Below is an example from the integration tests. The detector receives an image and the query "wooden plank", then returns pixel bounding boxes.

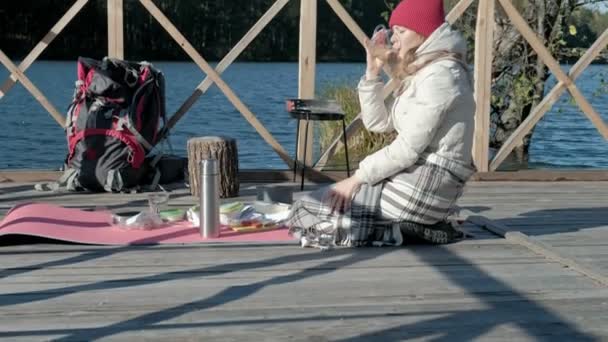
[3,291,608,318]
[2,257,552,280]
[468,216,608,287]
[0,50,65,127]
[5,178,608,226]
[3,262,583,286]
[1,295,607,341]
[506,232,608,286]
[446,0,475,24]
[0,254,597,294]
[107,0,124,59]
[0,0,89,100]
[472,170,608,181]
[472,0,494,172]
[163,0,290,136]
[490,28,608,171]
[498,219,608,227]
[137,0,294,167]
[0,246,544,271]
[3,169,608,185]
[0,170,62,183]
[532,246,608,259]
[297,0,317,167]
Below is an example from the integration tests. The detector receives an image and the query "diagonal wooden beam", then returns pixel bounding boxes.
[162,0,290,138]
[498,0,608,138]
[325,0,366,45]
[0,0,89,100]
[314,0,398,169]
[490,0,608,170]
[325,0,395,80]
[491,27,608,171]
[498,0,570,86]
[138,0,294,167]
[446,0,475,24]
[568,81,608,138]
[0,50,65,127]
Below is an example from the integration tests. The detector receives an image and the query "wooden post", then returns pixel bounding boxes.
[473,0,494,172]
[298,0,317,167]
[107,0,124,59]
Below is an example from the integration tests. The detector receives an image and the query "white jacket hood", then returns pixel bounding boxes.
[416,23,468,61]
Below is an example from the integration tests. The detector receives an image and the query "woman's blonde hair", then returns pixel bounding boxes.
[371,44,464,94]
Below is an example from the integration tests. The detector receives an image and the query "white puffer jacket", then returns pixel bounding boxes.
[355,23,476,186]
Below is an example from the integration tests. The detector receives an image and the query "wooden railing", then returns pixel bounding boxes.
[1,0,607,175]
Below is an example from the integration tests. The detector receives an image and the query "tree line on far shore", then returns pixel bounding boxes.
[1,0,607,63]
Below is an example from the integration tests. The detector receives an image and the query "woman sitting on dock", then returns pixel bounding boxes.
[287,0,477,248]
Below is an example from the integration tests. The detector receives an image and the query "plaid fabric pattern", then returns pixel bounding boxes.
[380,154,473,225]
[287,182,401,248]
[287,154,474,249]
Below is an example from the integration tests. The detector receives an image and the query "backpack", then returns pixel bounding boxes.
[60,57,169,192]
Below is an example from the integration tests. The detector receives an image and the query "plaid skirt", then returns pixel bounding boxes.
[287,156,473,249]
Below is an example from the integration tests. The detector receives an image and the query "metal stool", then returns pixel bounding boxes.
[286,99,351,191]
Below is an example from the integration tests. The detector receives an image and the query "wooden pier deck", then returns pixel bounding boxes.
[0,180,607,341]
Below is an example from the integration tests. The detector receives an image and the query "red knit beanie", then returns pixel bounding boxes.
[388,0,445,38]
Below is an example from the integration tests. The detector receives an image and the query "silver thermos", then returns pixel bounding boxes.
[200,159,220,238]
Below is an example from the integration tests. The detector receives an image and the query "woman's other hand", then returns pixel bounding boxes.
[324,175,364,214]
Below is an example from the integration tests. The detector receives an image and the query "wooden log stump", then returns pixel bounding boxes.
[187,136,239,198]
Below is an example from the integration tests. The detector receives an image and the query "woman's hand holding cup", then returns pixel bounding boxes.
[365,25,393,81]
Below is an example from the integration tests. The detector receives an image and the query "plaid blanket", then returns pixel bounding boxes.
[287,182,401,249]
[287,155,474,249]
[380,153,475,224]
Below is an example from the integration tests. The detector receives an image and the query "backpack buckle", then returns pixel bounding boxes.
[124,68,138,88]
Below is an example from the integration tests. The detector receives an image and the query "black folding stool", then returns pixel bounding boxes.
[286,99,351,191]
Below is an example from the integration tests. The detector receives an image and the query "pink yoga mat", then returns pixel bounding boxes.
[0,203,296,245]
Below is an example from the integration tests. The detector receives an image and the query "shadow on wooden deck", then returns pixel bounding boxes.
[0,182,606,340]
[0,244,600,341]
